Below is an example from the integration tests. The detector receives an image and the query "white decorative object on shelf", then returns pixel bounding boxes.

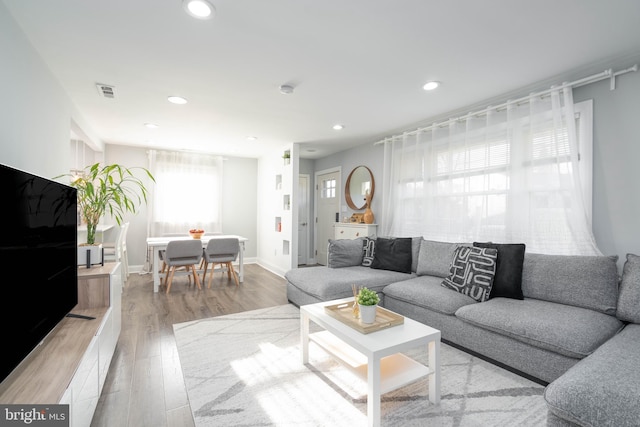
[78,244,103,268]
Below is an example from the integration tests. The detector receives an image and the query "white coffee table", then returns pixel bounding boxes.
[300,298,441,427]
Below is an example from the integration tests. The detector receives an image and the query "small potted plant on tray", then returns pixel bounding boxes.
[357,287,380,324]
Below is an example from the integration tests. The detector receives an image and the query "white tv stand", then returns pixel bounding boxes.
[0,262,122,427]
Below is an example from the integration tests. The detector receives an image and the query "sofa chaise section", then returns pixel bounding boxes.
[543,253,640,426]
[286,236,419,307]
[544,324,640,427]
[286,265,413,307]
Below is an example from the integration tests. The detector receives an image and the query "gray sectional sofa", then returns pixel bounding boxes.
[285,237,640,426]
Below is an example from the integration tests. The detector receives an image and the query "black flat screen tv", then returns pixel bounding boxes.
[0,163,78,385]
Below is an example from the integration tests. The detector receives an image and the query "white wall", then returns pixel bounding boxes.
[221,156,259,261]
[0,3,85,178]
[102,145,153,269]
[574,66,640,265]
[257,144,297,276]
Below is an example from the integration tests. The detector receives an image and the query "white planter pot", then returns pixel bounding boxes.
[78,244,103,268]
[359,304,378,324]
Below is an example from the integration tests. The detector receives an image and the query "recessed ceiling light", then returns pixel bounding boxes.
[144,123,159,129]
[183,0,215,20]
[332,124,344,130]
[167,96,188,105]
[423,81,440,91]
[246,136,257,141]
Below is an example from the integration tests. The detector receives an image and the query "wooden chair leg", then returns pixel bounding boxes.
[201,260,209,283]
[190,265,202,290]
[228,262,239,286]
[161,262,168,287]
[207,263,216,288]
[166,267,176,294]
[184,265,192,285]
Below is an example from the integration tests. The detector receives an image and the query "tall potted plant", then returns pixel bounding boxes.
[56,163,154,265]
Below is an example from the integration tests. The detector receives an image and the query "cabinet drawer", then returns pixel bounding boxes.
[335,227,362,239]
[68,336,100,427]
[334,224,377,240]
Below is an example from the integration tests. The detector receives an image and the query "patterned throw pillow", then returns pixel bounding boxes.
[441,246,498,302]
[362,237,376,267]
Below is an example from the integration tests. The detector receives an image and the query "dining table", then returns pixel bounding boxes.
[146,234,248,293]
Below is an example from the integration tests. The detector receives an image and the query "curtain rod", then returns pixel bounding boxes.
[374,64,638,145]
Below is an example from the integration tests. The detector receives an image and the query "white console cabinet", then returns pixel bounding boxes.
[334,223,377,240]
[0,263,122,427]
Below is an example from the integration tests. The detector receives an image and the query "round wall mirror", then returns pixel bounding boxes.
[345,166,375,210]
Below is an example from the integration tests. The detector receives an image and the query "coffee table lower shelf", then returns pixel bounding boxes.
[309,330,432,394]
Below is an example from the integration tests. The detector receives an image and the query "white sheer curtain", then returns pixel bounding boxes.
[147,150,223,237]
[381,87,601,255]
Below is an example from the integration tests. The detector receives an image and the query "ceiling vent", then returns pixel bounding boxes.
[96,83,115,98]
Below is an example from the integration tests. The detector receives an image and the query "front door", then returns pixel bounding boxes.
[315,169,340,265]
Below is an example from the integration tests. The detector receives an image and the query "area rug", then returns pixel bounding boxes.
[173,304,548,426]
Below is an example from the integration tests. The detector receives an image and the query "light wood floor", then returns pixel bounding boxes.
[90,264,288,427]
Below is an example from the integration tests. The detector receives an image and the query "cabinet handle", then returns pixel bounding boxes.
[356,233,360,236]
[340,230,344,234]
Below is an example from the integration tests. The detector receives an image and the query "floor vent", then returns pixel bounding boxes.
[96,83,115,98]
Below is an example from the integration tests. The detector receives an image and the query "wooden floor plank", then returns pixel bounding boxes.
[90,263,288,427]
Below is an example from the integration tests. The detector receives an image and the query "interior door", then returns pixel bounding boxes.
[298,175,310,265]
[315,169,340,265]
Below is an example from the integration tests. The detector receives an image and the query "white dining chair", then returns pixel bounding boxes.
[103,222,129,285]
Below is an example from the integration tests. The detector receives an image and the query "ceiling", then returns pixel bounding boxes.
[4,0,640,159]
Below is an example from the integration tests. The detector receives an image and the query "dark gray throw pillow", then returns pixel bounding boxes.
[473,242,526,299]
[370,237,412,273]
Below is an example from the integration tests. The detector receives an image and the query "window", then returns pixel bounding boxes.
[382,90,600,256]
[148,150,223,236]
[322,178,336,199]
